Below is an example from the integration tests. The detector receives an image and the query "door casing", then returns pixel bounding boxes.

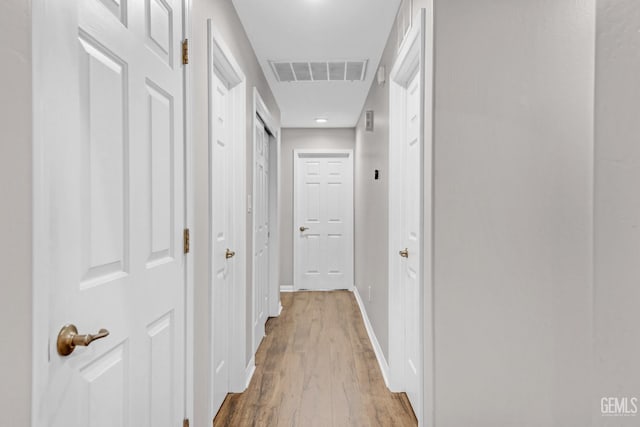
[183,1,195,423]
[388,6,434,427]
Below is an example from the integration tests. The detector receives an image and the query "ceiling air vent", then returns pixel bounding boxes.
[273,62,295,82]
[328,62,346,80]
[310,62,328,81]
[269,60,368,82]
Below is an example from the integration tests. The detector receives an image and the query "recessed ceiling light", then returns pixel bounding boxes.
[315,118,328,124]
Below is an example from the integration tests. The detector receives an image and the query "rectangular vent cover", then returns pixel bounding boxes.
[269,60,368,82]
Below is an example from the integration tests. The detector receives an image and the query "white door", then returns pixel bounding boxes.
[40,1,185,426]
[294,151,354,290]
[211,71,234,413]
[253,118,270,350]
[401,71,422,420]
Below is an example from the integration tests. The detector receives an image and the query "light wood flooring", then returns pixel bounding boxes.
[213,290,417,427]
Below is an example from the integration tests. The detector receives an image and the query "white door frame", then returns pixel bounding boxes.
[388,6,434,427]
[251,88,282,353]
[293,149,354,291]
[207,21,248,401]
[183,0,195,423]
[31,1,195,425]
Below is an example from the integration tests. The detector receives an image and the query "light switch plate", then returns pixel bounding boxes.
[365,110,374,131]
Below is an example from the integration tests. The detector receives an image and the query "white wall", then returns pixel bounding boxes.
[0,0,32,425]
[191,1,280,425]
[594,1,640,425]
[279,128,355,287]
[432,1,595,425]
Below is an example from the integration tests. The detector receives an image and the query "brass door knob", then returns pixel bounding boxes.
[57,324,110,356]
[226,248,236,259]
[399,248,409,258]
[299,226,309,232]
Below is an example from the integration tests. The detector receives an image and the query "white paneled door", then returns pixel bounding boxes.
[294,151,354,290]
[253,119,270,350]
[211,70,234,414]
[388,7,433,425]
[39,1,185,426]
[401,71,422,419]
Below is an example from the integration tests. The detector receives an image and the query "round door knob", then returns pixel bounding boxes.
[399,248,409,258]
[226,248,236,259]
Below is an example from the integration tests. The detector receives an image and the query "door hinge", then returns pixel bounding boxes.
[183,419,190,427]
[182,39,189,65]
[183,228,190,254]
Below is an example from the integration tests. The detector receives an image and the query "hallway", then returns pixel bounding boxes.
[6,1,640,426]
[213,291,417,427]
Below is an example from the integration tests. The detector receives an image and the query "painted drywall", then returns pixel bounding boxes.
[354,0,429,363]
[432,1,595,425]
[594,1,640,424]
[279,128,356,287]
[0,0,32,425]
[191,1,280,425]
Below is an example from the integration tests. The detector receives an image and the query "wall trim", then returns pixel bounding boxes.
[280,284,295,292]
[244,356,256,389]
[352,286,390,388]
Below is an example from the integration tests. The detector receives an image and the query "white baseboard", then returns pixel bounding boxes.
[278,302,283,316]
[244,356,256,389]
[280,284,294,292]
[352,286,390,388]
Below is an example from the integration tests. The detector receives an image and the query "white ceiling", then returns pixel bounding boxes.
[232,0,401,128]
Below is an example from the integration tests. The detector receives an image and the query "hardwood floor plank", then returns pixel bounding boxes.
[213,291,417,427]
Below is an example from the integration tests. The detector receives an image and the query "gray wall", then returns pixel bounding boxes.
[354,0,429,362]
[0,0,32,425]
[594,1,640,424]
[191,1,280,425]
[432,1,595,425]
[280,128,356,287]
